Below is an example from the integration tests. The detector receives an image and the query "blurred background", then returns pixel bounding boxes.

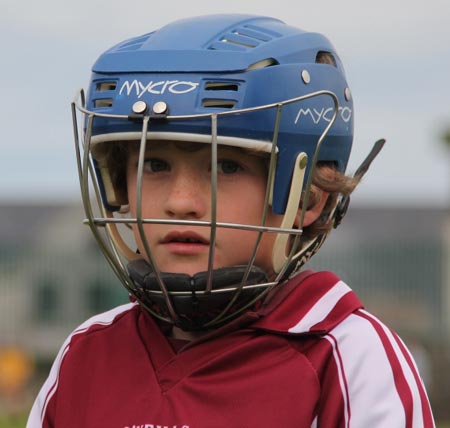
[1,0,449,425]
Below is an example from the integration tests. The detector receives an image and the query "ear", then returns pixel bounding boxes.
[294,189,329,227]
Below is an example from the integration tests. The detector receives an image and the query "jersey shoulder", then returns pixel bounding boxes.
[320,309,435,427]
[27,302,140,428]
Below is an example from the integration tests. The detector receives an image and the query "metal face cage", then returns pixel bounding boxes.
[71,89,339,330]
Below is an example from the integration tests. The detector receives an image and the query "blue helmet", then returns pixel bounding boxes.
[73,14,359,330]
[85,14,353,214]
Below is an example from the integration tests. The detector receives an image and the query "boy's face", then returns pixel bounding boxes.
[126,141,284,277]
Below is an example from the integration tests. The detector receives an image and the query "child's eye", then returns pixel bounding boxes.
[217,160,242,174]
[143,158,169,173]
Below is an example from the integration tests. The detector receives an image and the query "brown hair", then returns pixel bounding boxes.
[302,164,360,240]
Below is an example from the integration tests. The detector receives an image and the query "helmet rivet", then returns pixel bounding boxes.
[345,87,352,101]
[301,70,311,84]
[132,101,147,114]
[153,101,168,115]
[299,156,308,169]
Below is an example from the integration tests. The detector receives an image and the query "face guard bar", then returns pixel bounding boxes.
[71,89,341,330]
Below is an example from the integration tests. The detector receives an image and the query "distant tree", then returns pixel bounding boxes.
[442,127,450,211]
[443,127,450,149]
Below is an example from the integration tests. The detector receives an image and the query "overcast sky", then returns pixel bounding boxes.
[1,0,449,207]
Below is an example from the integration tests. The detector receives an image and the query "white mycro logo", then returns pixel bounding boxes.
[119,80,200,99]
[294,106,353,125]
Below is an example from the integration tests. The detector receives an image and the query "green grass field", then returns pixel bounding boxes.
[0,414,28,428]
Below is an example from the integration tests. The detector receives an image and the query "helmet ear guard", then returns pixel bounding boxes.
[270,144,386,283]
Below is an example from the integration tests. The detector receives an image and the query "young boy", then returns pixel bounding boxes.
[28,14,435,427]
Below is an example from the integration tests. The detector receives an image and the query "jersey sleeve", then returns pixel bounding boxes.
[27,338,68,428]
[315,309,435,428]
[26,303,137,428]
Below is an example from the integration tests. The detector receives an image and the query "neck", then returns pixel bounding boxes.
[170,326,210,341]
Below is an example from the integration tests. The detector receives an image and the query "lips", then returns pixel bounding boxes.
[159,231,211,256]
[161,231,210,245]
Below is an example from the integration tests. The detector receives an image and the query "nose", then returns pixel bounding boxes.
[164,166,209,219]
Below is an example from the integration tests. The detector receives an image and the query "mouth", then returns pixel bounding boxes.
[162,231,209,244]
[160,231,210,254]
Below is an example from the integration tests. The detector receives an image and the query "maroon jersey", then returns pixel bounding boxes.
[28,271,435,428]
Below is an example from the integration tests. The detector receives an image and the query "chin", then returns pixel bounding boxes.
[159,264,208,276]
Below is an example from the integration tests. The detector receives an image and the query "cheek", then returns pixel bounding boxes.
[216,180,267,222]
[127,176,161,218]
[215,201,282,274]
[221,229,277,275]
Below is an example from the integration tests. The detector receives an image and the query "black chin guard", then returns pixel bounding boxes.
[127,259,269,331]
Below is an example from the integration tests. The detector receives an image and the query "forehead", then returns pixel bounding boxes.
[128,140,268,158]
[146,140,211,153]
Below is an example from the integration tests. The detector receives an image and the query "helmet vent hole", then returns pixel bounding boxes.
[116,33,153,52]
[96,82,117,91]
[232,28,271,42]
[208,24,280,51]
[247,58,278,70]
[315,51,337,67]
[94,99,113,108]
[220,37,257,49]
[202,99,237,109]
[205,82,239,91]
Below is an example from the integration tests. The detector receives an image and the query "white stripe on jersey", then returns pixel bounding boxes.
[288,280,351,333]
[27,302,137,428]
[324,334,350,428]
[360,310,426,427]
[325,312,406,427]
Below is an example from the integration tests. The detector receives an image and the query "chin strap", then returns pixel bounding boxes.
[127,259,269,331]
[334,138,386,227]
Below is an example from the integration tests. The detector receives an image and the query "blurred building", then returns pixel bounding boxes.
[0,203,125,358]
[309,206,450,338]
